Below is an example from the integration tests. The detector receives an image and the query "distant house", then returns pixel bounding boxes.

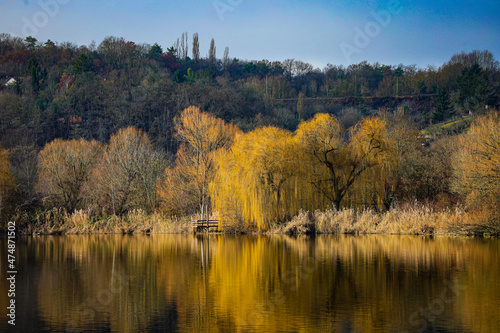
[70,116,82,123]
[58,116,83,124]
[5,78,17,86]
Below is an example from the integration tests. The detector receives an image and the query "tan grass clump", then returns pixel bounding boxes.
[278,204,473,235]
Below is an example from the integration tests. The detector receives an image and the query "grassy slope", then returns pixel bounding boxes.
[421,115,473,136]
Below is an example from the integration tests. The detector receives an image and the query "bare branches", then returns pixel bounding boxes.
[296,113,392,210]
[159,106,240,216]
[36,138,102,212]
[92,127,166,215]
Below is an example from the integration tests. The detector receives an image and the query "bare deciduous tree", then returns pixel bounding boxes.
[36,138,102,212]
[92,127,165,215]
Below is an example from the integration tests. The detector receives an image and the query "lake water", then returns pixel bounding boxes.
[1,234,499,332]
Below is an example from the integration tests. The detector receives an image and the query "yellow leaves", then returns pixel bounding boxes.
[295,114,393,210]
[211,126,299,230]
[158,146,201,215]
[210,113,395,229]
[295,113,342,154]
[453,113,500,197]
[451,113,500,229]
[0,144,14,197]
[349,117,391,162]
[159,106,241,215]
[175,105,241,160]
[233,127,296,180]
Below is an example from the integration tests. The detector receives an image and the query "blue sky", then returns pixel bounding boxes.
[1,0,499,69]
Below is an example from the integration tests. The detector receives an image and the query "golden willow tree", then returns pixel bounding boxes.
[345,116,400,211]
[211,113,394,230]
[158,106,240,216]
[452,113,500,231]
[211,126,300,230]
[296,113,393,211]
[377,111,421,209]
[0,144,14,217]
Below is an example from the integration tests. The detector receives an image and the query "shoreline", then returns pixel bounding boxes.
[3,207,497,238]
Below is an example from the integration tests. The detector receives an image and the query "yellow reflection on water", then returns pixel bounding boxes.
[0,235,498,332]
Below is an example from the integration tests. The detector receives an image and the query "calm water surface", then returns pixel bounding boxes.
[0,234,499,332]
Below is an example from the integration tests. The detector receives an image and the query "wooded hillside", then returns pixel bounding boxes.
[1,33,499,229]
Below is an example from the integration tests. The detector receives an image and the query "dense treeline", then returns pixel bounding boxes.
[1,33,498,149]
[0,32,499,231]
[168,106,500,231]
[7,105,499,233]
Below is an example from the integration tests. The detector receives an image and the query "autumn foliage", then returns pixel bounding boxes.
[210,113,394,230]
[453,113,500,231]
[14,103,500,234]
[158,106,240,215]
[1,33,499,232]
[0,144,14,216]
[211,126,299,230]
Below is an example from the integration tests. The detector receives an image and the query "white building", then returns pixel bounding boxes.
[5,78,17,86]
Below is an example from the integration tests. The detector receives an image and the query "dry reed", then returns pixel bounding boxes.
[13,208,191,235]
[8,204,487,236]
[272,204,478,236]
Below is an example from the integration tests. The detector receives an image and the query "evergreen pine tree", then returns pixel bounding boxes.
[433,88,452,123]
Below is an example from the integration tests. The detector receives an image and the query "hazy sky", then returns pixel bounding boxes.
[1,0,499,69]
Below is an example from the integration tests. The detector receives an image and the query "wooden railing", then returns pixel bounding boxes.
[192,220,221,232]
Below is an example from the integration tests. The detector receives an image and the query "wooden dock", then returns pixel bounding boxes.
[192,219,221,233]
